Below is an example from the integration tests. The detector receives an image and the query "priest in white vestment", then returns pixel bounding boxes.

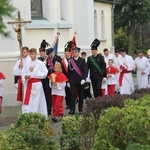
[21,48,48,116]
[135,51,150,89]
[118,48,135,95]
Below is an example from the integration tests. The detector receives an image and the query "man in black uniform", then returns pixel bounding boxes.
[62,47,71,109]
[87,39,106,98]
[68,47,87,115]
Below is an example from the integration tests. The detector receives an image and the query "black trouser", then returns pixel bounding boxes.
[65,85,71,108]
[41,78,51,115]
[91,78,103,98]
[70,83,84,113]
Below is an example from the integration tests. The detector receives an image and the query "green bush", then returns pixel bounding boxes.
[0,113,57,150]
[92,97,150,150]
[82,88,150,150]
[60,115,82,150]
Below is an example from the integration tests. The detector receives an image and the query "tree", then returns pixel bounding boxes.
[114,0,150,55]
[0,0,16,36]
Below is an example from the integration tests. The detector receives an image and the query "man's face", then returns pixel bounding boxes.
[65,52,70,59]
[120,52,126,57]
[115,52,119,57]
[29,52,36,60]
[138,52,143,58]
[103,51,109,57]
[54,65,61,73]
[73,51,79,57]
[81,55,86,60]
[40,51,46,58]
[49,52,54,58]
[22,50,28,58]
[92,50,98,56]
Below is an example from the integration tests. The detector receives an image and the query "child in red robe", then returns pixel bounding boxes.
[49,62,68,122]
[106,59,118,95]
[0,72,5,114]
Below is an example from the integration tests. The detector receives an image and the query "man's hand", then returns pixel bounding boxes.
[107,74,112,78]
[123,62,128,67]
[25,75,30,80]
[14,83,18,89]
[141,71,145,75]
[18,61,23,69]
[29,66,34,72]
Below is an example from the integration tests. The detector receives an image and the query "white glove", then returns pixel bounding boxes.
[81,79,85,85]
[103,77,107,82]
[86,78,91,83]
[67,82,70,88]
[14,83,18,89]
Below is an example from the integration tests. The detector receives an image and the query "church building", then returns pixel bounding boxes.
[0,0,114,106]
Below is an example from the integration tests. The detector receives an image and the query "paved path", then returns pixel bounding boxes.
[0,77,138,132]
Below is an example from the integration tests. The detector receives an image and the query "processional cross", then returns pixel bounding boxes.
[8,10,31,59]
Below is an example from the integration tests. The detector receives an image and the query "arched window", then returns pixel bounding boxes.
[94,10,98,38]
[31,0,43,19]
[101,10,105,39]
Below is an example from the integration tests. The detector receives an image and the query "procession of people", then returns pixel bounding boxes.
[1,38,149,122]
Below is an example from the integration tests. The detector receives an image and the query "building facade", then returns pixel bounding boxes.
[0,0,114,106]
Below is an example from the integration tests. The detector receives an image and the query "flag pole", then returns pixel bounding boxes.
[52,32,60,48]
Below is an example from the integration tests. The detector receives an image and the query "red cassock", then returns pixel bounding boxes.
[49,72,68,117]
[106,66,118,95]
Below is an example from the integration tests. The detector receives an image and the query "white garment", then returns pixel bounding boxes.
[50,80,66,97]
[21,59,48,116]
[135,56,150,89]
[104,53,118,68]
[13,56,30,76]
[107,74,118,85]
[115,54,122,91]
[118,54,135,95]
[101,78,108,95]
[0,79,4,97]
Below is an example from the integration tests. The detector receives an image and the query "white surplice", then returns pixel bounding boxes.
[135,56,150,89]
[13,56,31,76]
[118,54,135,95]
[21,59,48,116]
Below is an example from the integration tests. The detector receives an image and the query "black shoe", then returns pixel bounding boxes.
[68,111,75,115]
[78,111,83,115]
[52,117,58,122]
[65,106,70,109]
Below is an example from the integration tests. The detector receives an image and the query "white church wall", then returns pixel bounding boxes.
[0,0,113,106]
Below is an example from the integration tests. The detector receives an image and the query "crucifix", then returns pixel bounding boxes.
[7,10,31,59]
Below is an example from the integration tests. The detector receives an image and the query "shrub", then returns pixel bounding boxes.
[82,88,150,149]
[92,97,150,150]
[0,113,57,150]
[60,115,82,150]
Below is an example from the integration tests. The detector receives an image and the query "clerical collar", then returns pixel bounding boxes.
[74,57,79,60]
[93,54,97,57]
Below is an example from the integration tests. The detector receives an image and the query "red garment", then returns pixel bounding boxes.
[0,96,2,114]
[24,78,40,105]
[107,85,115,95]
[119,65,131,86]
[102,89,105,97]
[0,72,5,79]
[17,76,23,102]
[106,66,118,74]
[52,95,64,117]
